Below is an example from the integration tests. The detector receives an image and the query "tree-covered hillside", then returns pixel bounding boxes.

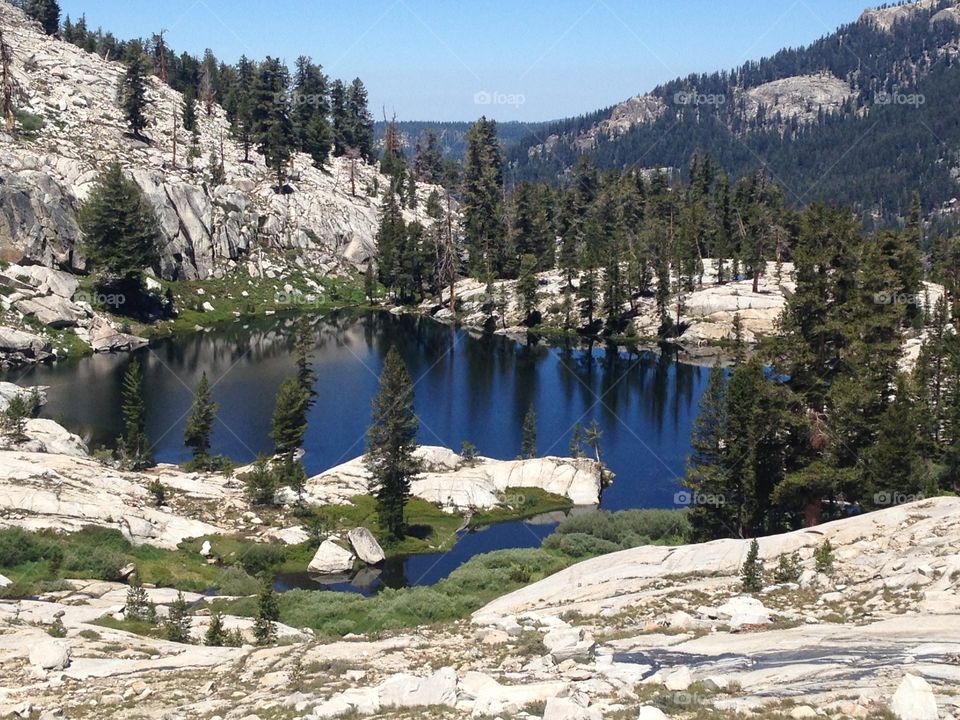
[509,0,960,222]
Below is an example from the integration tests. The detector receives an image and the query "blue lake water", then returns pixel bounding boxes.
[5,311,710,592]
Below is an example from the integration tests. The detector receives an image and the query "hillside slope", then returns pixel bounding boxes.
[0,2,436,281]
[511,0,960,220]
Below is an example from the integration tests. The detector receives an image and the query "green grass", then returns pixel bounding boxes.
[1,509,691,640]
[471,487,573,526]
[140,269,371,339]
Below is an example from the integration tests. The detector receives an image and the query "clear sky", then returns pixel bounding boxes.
[59,0,872,122]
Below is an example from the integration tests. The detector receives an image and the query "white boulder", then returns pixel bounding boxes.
[890,674,938,720]
[377,666,457,708]
[29,641,70,671]
[347,527,385,565]
[543,625,595,661]
[307,540,355,575]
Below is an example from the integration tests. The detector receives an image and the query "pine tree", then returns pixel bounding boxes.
[251,58,294,191]
[569,423,584,458]
[521,405,537,459]
[293,317,318,412]
[682,363,732,541]
[462,117,505,276]
[365,348,422,539]
[182,85,198,134]
[118,359,151,469]
[118,53,150,139]
[26,0,60,35]
[253,577,279,645]
[584,419,603,466]
[346,78,375,161]
[165,591,192,643]
[78,163,160,286]
[2,390,34,445]
[740,539,763,592]
[364,262,377,302]
[516,253,539,324]
[205,609,226,646]
[125,575,154,622]
[184,372,217,468]
[270,377,309,455]
[243,455,278,506]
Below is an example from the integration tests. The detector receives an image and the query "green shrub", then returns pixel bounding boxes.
[542,532,620,558]
[0,528,58,567]
[237,543,285,576]
[815,539,835,574]
[63,546,127,580]
[542,509,689,555]
[216,566,260,596]
[773,552,802,584]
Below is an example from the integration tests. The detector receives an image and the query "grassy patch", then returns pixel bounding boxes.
[471,487,572,526]
[138,269,370,339]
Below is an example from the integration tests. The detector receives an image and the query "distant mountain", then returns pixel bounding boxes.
[374,120,550,160]
[508,0,960,221]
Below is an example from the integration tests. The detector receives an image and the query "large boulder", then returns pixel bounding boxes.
[3,264,80,298]
[29,640,71,671]
[347,527,385,565]
[890,674,938,720]
[0,326,48,355]
[0,382,46,412]
[307,539,355,574]
[16,295,89,327]
[18,418,88,456]
[543,625,596,661]
[377,666,457,709]
[543,696,602,720]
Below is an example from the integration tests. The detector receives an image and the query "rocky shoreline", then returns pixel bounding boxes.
[0,495,956,719]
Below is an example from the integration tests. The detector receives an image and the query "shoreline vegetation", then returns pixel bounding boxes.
[0,508,690,639]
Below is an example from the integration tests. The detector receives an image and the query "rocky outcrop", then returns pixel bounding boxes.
[742,73,854,125]
[306,445,604,509]
[0,2,443,282]
[1,497,959,719]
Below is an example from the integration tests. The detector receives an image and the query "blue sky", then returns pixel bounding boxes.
[59,0,872,122]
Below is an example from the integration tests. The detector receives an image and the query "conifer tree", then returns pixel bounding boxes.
[683,363,732,541]
[78,163,160,288]
[516,253,539,324]
[251,57,294,190]
[270,377,309,455]
[118,359,151,469]
[205,609,226,646]
[26,0,60,35]
[165,591,192,643]
[365,348,422,539]
[184,372,217,468]
[569,423,584,458]
[740,539,763,592]
[521,405,537,459]
[346,78,375,161]
[118,52,150,139]
[293,317,318,412]
[462,117,505,276]
[253,577,279,645]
